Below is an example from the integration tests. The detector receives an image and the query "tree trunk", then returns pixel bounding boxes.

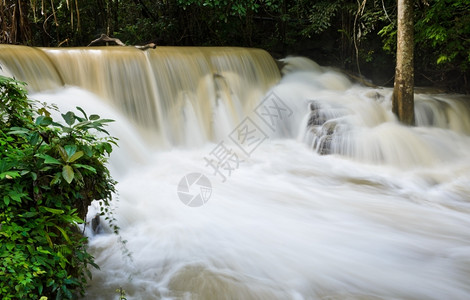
[393,0,414,125]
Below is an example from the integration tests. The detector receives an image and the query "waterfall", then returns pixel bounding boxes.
[273,57,470,166]
[0,45,280,146]
[1,46,470,300]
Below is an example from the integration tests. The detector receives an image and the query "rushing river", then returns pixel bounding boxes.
[2,46,470,299]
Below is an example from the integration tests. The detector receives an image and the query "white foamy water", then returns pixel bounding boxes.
[29,59,470,300]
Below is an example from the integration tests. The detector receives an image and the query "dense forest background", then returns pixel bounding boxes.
[1,0,469,93]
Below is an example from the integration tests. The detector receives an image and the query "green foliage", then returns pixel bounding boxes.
[415,0,470,71]
[379,0,470,70]
[376,0,470,91]
[3,0,469,91]
[116,287,127,300]
[378,21,397,52]
[177,0,261,17]
[0,75,117,299]
[295,1,342,38]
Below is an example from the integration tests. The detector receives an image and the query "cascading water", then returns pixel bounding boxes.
[0,45,280,147]
[1,46,470,300]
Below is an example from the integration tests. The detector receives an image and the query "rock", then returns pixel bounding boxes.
[91,214,101,234]
[304,100,349,155]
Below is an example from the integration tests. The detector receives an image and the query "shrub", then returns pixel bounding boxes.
[0,75,117,299]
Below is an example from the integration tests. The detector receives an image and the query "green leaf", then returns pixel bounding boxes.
[21,211,39,218]
[89,114,100,120]
[58,146,68,161]
[437,55,449,64]
[73,120,92,129]
[6,242,15,251]
[62,111,76,126]
[50,172,62,185]
[76,106,88,120]
[51,121,64,128]
[9,190,25,202]
[82,145,93,157]
[62,285,73,299]
[41,206,64,214]
[68,151,83,163]
[54,225,71,244]
[103,143,113,154]
[37,107,51,117]
[8,127,29,135]
[62,165,74,184]
[36,247,52,255]
[94,119,114,124]
[35,115,53,126]
[73,164,96,173]
[29,131,40,145]
[64,144,77,158]
[36,154,62,165]
[0,171,21,179]
[35,115,45,125]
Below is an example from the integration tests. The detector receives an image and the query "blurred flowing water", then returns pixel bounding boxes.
[1,46,470,300]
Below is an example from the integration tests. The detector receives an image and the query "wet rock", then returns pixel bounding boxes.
[91,214,101,234]
[307,102,327,127]
[364,91,384,101]
[305,101,348,155]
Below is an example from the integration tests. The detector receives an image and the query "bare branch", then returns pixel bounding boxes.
[135,43,157,50]
[87,34,125,47]
[87,34,157,50]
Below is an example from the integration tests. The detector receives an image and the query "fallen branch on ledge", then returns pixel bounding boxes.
[87,34,156,50]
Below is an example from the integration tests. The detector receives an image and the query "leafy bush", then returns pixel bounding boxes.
[0,75,117,299]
